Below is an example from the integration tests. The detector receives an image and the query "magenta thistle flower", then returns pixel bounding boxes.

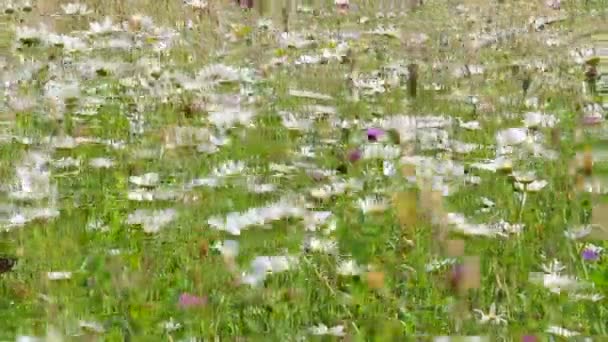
[347,148,362,162]
[448,263,464,292]
[582,115,603,126]
[178,292,208,309]
[366,128,385,142]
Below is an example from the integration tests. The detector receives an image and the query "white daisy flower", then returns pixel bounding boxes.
[302,211,333,231]
[61,3,92,15]
[9,167,53,201]
[515,180,548,192]
[337,259,362,276]
[213,160,247,178]
[530,260,584,293]
[127,189,155,202]
[425,258,457,272]
[446,213,505,237]
[473,303,507,325]
[89,17,121,35]
[458,119,481,130]
[357,196,389,214]
[288,89,333,101]
[280,112,313,131]
[564,225,593,240]
[196,64,240,86]
[51,157,80,169]
[86,219,109,232]
[492,220,525,235]
[546,326,580,337]
[129,172,160,187]
[79,320,105,333]
[16,336,42,342]
[361,144,401,159]
[247,180,276,194]
[15,25,49,46]
[211,240,239,258]
[542,259,566,274]
[47,271,72,280]
[309,324,346,336]
[383,160,397,176]
[161,318,182,332]
[496,127,528,146]
[188,177,222,189]
[570,292,604,302]
[89,158,114,169]
[126,208,178,233]
[241,256,299,286]
[523,111,559,128]
[303,236,338,254]
[310,185,334,200]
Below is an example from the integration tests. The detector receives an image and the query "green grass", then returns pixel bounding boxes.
[0,0,608,340]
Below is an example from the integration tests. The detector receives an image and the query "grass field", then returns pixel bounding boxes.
[1,0,608,340]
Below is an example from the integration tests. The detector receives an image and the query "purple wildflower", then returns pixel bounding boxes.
[366,128,385,142]
[448,263,464,292]
[582,115,603,126]
[522,335,537,342]
[178,292,207,309]
[546,0,560,9]
[582,248,600,261]
[347,148,362,163]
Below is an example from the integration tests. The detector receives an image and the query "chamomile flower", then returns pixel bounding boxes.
[309,324,346,336]
[523,111,559,128]
[570,292,604,302]
[496,127,528,146]
[531,259,584,293]
[89,157,114,169]
[126,208,178,233]
[425,258,457,272]
[279,111,313,131]
[541,259,566,274]
[310,185,334,200]
[196,64,240,86]
[212,160,247,177]
[246,179,276,194]
[302,236,338,254]
[129,172,160,187]
[241,256,299,286]
[302,211,333,231]
[473,303,507,325]
[47,271,73,280]
[183,0,208,10]
[161,318,182,332]
[10,167,53,201]
[458,119,482,130]
[357,196,389,214]
[79,320,105,333]
[546,326,580,337]
[337,259,363,276]
[564,225,593,240]
[15,25,49,46]
[361,144,401,159]
[211,240,239,258]
[89,17,121,35]
[61,3,92,15]
[526,179,549,192]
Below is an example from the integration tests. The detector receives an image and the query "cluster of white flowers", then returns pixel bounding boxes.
[207,198,307,235]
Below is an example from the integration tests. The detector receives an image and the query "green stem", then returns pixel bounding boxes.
[518,189,527,222]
